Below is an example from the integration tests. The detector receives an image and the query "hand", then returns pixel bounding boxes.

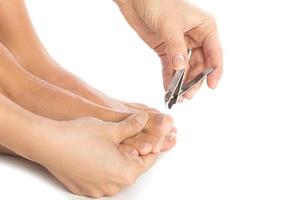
[37,112,158,198]
[122,111,177,155]
[116,0,223,99]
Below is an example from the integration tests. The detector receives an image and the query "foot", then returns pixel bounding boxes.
[0,52,176,157]
[87,93,178,155]
[123,111,177,155]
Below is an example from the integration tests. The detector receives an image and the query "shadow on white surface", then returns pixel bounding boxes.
[0,155,62,188]
[0,154,148,200]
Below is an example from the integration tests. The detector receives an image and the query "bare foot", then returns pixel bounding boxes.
[0,43,176,156]
[123,111,177,155]
[0,0,176,156]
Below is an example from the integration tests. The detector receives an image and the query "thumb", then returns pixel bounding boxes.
[160,22,188,70]
[114,112,149,144]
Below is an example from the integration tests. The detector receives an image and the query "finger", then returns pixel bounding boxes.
[134,132,160,149]
[133,131,170,154]
[183,79,204,100]
[122,137,153,156]
[155,35,198,56]
[187,18,223,89]
[202,31,223,89]
[139,153,159,173]
[114,112,149,144]
[183,48,206,99]
[188,48,206,81]
[159,18,188,70]
[161,55,174,91]
[119,143,139,156]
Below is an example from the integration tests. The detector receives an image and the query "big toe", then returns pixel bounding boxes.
[144,113,175,153]
[161,128,177,152]
[146,112,174,133]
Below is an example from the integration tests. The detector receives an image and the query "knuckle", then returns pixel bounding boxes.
[87,190,104,199]
[121,169,137,186]
[201,16,218,35]
[103,185,121,196]
[68,188,82,196]
[65,183,84,197]
[211,55,223,65]
[207,52,223,67]
[213,69,223,79]
[129,120,141,132]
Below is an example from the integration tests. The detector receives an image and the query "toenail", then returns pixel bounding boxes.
[170,127,177,134]
[161,114,173,125]
[167,133,176,142]
[157,114,165,124]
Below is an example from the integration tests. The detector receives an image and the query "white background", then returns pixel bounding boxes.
[0,0,300,199]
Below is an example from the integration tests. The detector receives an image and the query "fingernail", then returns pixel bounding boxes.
[211,80,219,89]
[172,54,186,69]
[136,112,148,124]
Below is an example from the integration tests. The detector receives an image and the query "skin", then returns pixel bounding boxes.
[0,0,176,156]
[0,93,157,198]
[0,0,154,112]
[0,0,222,198]
[115,0,223,100]
[0,42,176,156]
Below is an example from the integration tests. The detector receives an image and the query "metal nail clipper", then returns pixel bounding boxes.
[164,49,215,109]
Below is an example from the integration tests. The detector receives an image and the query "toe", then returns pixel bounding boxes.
[146,113,174,133]
[144,113,175,153]
[161,137,177,152]
[119,144,139,156]
[161,128,177,152]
